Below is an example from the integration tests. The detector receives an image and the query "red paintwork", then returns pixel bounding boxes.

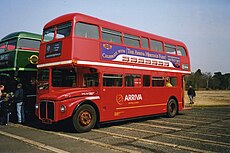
[36,13,191,124]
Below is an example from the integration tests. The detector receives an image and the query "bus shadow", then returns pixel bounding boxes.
[100,114,164,129]
[23,113,186,133]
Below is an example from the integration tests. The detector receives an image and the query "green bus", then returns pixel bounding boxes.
[0,31,41,120]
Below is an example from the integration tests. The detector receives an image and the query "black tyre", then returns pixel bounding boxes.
[167,99,178,118]
[72,104,97,133]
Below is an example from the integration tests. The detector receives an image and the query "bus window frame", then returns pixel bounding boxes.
[18,38,40,51]
[150,39,163,52]
[56,21,72,39]
[103,73,123,87]
[141,37,149,50]
[124,33,140,48]
[101,28,122,44]
[176,46,187,56]
[74,22,99,40]
[43,27,55,42]
[165,44,176,55]
[124,74,142,87]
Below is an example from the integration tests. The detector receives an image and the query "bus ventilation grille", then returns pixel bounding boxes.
[40,101,54,120]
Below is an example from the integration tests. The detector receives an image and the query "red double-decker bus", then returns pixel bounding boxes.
[35,13,191,132]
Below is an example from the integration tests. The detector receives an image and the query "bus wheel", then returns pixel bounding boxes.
[72,104,97,133]
[167,99,178,118]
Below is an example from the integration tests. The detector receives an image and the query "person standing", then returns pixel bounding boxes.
[14,83,25,124]
[187,85,196,104]
[0,93,13,125]
[0,85,5,124]
[0,84,4,97]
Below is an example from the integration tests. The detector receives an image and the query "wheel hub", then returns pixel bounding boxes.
[79,111,92,126]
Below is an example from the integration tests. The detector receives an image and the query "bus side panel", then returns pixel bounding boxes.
[73,38,100,62]
[99,87,167,122]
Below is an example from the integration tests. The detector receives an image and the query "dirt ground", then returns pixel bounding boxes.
[184,90,230,107]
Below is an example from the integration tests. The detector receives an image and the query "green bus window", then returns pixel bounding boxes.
[6,39,17,51]
[75,22,99,39]
[18,39,40,50]
[124,34,140,48]
[102,28,122,44]
[150,39,163,52]
[0,42,6,53]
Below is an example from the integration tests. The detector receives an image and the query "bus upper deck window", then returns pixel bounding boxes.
[56,22,72,39]
[150,39,163,52]
[141,37,149,49]
[124,34,140,48]
[43,27,55,42]
[177,46,187,56]
[102,28,122,44]
[75,22,99,39]
[165,44,176,55]
[6,39,17,51]
[18,39,40,50]
[0,42,6,53]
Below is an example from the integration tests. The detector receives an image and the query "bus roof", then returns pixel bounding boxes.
[1,31,41,42]
[44,13,186,46]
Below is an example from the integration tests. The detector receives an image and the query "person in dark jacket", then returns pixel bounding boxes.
[0,92,13,125]
[187,85,196,104]
[14,83,25,124]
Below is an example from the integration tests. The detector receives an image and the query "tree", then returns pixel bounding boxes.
[194,69,202,90]
[185,70,229,90]
[223,73,230,90]
[203,72,212,90]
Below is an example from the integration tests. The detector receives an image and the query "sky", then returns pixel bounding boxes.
[0,0,229,74]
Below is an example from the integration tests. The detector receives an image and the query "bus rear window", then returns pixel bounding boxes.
[56,22,72,39]
[75,22,99,39]
[43,27,55,42]
[18,39,40,50]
